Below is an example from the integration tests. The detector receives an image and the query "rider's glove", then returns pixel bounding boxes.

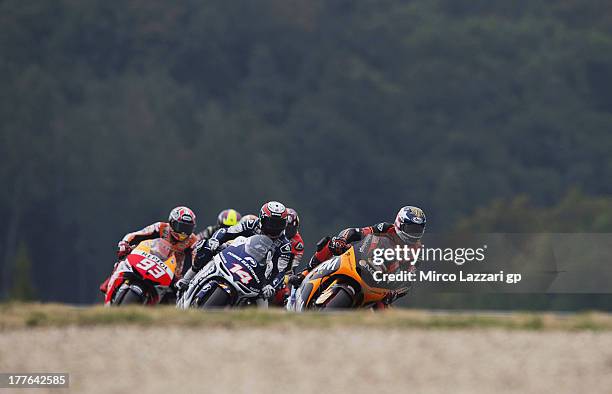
[175,278,190,292]
[175,268,195,293]
[329,236,349,255]
[207,238,220,253]
[117,241,132,258]
[261,285,275,299]
[288,272,306,287]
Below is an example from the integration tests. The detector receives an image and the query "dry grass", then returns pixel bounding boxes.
[1,302,612,331]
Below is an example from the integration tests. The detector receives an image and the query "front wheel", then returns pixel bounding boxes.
[115,287,146,306]
[199,285,231,308]
[319,287,354,309]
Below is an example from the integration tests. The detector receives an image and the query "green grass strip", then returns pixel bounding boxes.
[1,303,611,331]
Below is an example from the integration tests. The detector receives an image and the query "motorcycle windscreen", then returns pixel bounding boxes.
[129,239,177,286]
[144,239,175,262]
[219,235,273,292]
[244,235,274,261]
[352,234,413,292]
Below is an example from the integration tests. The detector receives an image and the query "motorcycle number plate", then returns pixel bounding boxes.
[135,259,166,279]
[229,264,253,284]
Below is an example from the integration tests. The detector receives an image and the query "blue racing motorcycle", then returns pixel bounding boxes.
[177,235,274,309]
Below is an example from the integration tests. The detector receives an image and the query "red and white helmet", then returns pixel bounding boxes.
[169,206,197,241]
[239,214,258,224]
[285,208,300,239]
[259,201,288,238]
[394,206,426,243]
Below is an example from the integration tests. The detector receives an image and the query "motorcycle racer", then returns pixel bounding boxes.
[99,206,198,293]
[285,208,305,272]
[176,201,293,300]
[196,208,242,242]
[271,207,304,306]
[290,205,427,307]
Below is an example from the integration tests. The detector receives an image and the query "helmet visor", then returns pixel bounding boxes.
[171,220,195,235]
[261,216,286,237]
[399,222,425,239]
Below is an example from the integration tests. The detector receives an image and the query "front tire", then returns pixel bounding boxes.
[200,285,231,308]
[116,287,145,306]
[320,287,354,309]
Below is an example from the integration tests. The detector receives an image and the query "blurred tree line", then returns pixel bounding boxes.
[1,0,611,307]
[408,190,612,311]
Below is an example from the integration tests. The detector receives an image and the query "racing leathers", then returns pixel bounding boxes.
[271,231,305,306]
[308,223,405,269]
[99,222,197,293]
[289,231,305,273]
[185,217,294,295]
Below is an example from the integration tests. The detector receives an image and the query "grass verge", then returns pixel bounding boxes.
[1,303,611,331]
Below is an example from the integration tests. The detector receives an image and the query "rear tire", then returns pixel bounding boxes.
[200,286,231,308]
[321,287,354,309]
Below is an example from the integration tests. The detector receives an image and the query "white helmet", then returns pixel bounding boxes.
[394,206,426,243]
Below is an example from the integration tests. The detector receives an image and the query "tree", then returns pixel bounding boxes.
[9,242,36,301]
[456,189,612,232]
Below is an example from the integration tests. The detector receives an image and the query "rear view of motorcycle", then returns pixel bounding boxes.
[177,235,274,309]
[105,239,179,306]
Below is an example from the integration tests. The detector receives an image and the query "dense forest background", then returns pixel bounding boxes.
[1,0,611,308]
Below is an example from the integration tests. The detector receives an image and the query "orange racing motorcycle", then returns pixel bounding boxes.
[290,234,414,311]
